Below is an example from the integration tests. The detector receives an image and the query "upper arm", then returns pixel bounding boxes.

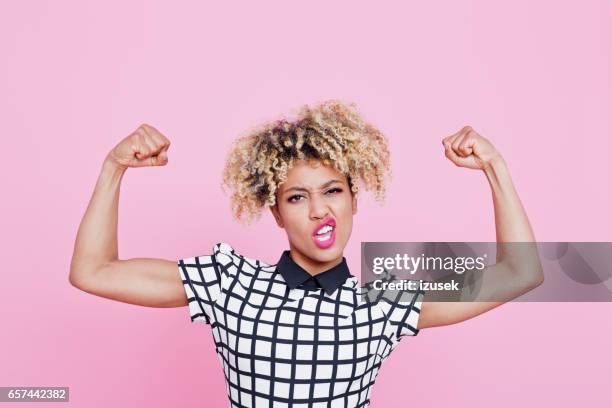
[417,262,544,330]
[70,257,188,308]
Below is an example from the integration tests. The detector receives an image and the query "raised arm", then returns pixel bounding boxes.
[417,126,544,329]
[69,124,187,308]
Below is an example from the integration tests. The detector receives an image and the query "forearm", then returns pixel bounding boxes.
[483,155,535,242]
[483,155,543,284]
[70,158,127,282]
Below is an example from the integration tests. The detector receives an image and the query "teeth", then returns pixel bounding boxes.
[316,234,331,241]
[316,225,333,235]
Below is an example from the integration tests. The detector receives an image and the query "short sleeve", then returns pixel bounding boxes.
[178,242,234,325]
[375,273,426,340]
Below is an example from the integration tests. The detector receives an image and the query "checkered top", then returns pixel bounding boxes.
[178,242,424,408]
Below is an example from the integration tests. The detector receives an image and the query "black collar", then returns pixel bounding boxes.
[276,250,352,296]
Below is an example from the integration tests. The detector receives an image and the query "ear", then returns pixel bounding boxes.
[270,205,284,228]
[351,192,358,215]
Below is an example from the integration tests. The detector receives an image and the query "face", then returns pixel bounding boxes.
[270,159,358,272]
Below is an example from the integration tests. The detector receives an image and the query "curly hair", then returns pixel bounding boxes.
[221,100,392,224]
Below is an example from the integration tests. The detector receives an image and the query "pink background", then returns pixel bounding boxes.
[1,1,611,407]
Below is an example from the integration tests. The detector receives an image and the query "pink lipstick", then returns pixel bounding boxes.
[312,216,336,249]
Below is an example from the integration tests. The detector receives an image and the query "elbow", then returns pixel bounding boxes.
[522,265,544,291]
[69,259,109,291]
[69,261,96,290]
[527,274,544,291]
[69,267,85,289]
[69,269,98,293]
[534,271,545,287]
[69,258,82,288]
[506,257,544,291]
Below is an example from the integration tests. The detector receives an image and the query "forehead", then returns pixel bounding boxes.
[281,160,346,189]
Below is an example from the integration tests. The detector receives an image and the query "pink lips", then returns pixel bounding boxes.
[312,217,336,249]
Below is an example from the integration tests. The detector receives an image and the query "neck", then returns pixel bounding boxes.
[288,243,343,276]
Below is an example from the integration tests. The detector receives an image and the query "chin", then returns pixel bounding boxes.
[311,248,340,261]
[291,232,347,262]
[311,241,345,260]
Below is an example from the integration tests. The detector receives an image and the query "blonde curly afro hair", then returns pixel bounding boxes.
[221,100,392,224]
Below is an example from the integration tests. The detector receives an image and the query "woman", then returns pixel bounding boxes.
[69,100,543,407]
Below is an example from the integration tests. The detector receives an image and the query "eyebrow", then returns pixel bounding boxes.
[282,179,344,195]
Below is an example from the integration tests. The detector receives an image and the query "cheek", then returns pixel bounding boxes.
[337,202,355,233]
[280,206,308,234]
[335,198,354,216]
[340,217,353,235]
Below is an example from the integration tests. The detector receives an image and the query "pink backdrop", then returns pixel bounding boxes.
[2,1,611,407]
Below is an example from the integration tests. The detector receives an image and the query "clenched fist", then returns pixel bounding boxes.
[442,126,501,170]
[106,124,171,169]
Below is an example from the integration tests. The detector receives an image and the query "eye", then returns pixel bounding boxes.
[326,187,342,195]
[288,194,304,203]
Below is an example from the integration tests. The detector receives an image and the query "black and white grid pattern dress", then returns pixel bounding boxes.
[178,242,424,408]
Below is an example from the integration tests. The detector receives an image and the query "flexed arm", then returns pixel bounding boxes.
[69,124,187,308]
[417,126,544,329]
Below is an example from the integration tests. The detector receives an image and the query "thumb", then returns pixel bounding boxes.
[151,150,168,166]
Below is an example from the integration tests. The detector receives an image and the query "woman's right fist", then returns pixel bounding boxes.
[106,124,171,169]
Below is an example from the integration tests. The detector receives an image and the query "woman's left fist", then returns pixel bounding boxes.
[442,126,501,170]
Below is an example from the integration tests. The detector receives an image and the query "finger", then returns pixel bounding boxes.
[141,123,161,135]
[133,147,150,161]
[444,143,462,164]
[138,127,170,166]
[130,153,162,168]
[142,124,171,147]
[140,131,168,166]
[458,135,476,157]
[147,130,170,153]
[442,133,459,150]
[134,133,152,160]
[453,126,476,155]
[461,125,473,135]
[149,152,168,166]
[147,125,171,149]
[151,142,169,164]
[445,143,473,167]
[143,134,160,156]
[442,125,471,148]
[152,143,169,165]
[145,126,170,161]
[130,155,154,167]
[451,133,469,156]
[157,146,168,162]
[139,125,163,154]
[442,130,462,147]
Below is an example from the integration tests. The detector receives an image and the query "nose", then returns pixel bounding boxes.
[309,194,329,220]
